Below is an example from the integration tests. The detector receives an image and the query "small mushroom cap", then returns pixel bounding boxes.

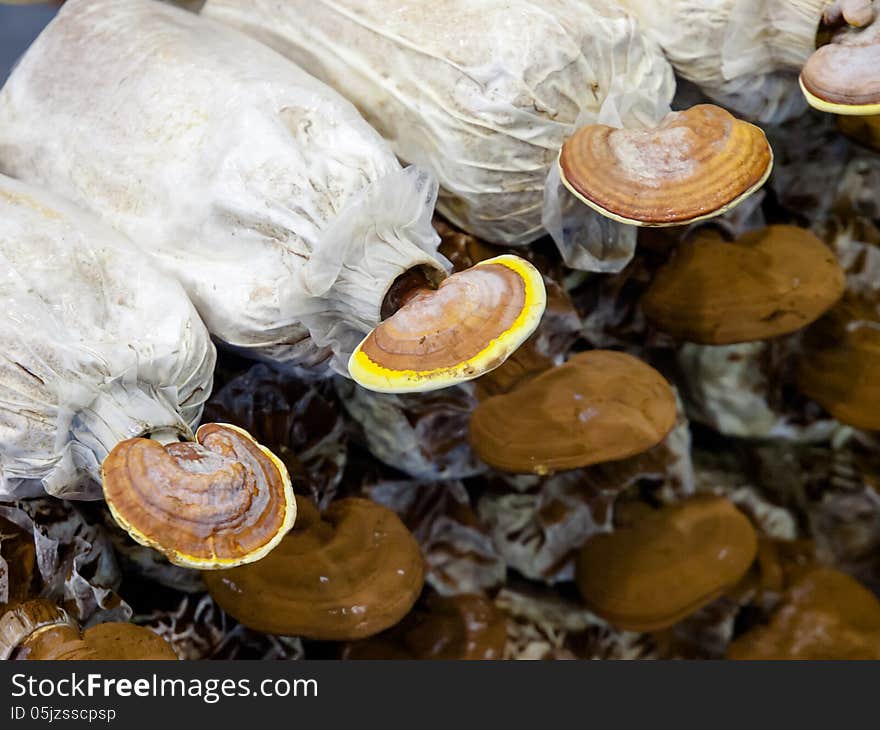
[80,623,178,660]
[727,568,880,659]
[469,350,677,474]
[102,422,296,570]
[798,295,880,429]
[203,497,425,640]
[343,593,507,660]
[558,105,773,227]
[575,496,758,632]
[800,24,880,114]
[349,255,546,394]
[642,225,845,344]
[0,599,74,660]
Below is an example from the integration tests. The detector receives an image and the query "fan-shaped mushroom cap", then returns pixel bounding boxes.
[800,21,880,114]
[349,255,546,394]
[203,496,425,640]
[558,105,773,227]
[0,599,177,660]
[798,295,880,429]
[469,351,677,474]
[642,225,845,344]
[102,422,295,570]
[575,496,758,632]
[343,593,507,660]
[727,568,880,659]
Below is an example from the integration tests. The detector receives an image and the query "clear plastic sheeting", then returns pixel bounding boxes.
[201,0,675,269]
[0,173,214,500]
[0,0,446,373]
[0,499,130,626]
[617,0,825,124]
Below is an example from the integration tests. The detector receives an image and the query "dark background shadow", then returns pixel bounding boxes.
[1,4,59,81]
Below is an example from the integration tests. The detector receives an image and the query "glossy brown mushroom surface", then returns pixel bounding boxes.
[575,496,758,631]
[343,594,507,660]
[727,568,880,659]
[203,497,425,640]
[642,225,845,344]
[798,295,880,429]
[102,422,295,570]
[559,105,772,226]
[469,350,677,474]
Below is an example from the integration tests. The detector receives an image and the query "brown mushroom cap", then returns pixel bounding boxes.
[575,496,758,632]
[558,105,773,227]
[797,295,880,429]
[203,496,425,640]
[837,113,880,150]
[801,20,880,114]
[641,225,845,344]
[102,422,295,570]
[727,568,880,659]
[469,350,677,474]
[349,255,546,393]
[343,593,507,660]
[0,599,176,660]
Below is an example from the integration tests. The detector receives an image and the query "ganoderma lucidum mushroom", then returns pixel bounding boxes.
[641,225,846,343]
[797,295,880,429]
[343,593,507,660]
[0,173,294,569]
[558,105,773,227]
[469,351,678,474]
[0,600,178,660]
[0,0,545,392]
[200,0,776,268]
[800,10,880,114]
[575,496,758,631]
[202,496,425,640]
[727,568,880,659]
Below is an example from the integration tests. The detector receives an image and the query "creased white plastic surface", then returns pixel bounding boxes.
[0,174,215,500]
[0,0,445,372]
[202,0,675,266]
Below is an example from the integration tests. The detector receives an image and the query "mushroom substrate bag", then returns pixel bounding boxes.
[0,174,215,501]
[200,0,675,264]
[0,0,446,373]
[616,0,827,124]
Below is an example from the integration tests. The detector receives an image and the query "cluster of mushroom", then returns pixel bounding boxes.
[1,0,880,661]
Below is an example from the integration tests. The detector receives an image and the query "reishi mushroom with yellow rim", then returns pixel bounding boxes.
[800,13,880,115]
[468,350,678,475]
[0,600,178,660]
[558,105,773,227]
[349,254,546,394]
[574,496,758,632]
[727,568,880,660]
[343,594,507,660]
[202,496,425,640]
[101,422,296,570]
[797,295,880,430]
[641,225,846,345]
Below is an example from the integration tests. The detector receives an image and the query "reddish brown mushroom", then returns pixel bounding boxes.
[0,518,35,608]
[641,225,845,344]
[349,255,546,393]
[797,295,880,429]
[102,422,296,570]
[559,105,772,227]
[727,568,880,659]
[0,600,177,660]
[343,593,507,660]
[203,496,425,640]
[469,350,677,474]
[575,496,758,631]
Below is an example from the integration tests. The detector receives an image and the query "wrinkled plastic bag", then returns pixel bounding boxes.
[202,0,674,270]
[617,0,825,124]
[0,173,215,500]
[0,0,446,373]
